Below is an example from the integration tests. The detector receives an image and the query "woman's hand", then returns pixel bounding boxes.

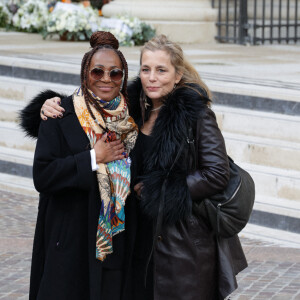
[94,133,125,164]
[134,182,143,198]
[40,97,65,121]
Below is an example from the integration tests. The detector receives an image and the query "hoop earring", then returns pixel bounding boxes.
[141,90,150,110]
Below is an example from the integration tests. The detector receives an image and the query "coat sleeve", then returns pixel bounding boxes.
[33,116,94,195]
[187,107,230,201]
[19,90,67,138]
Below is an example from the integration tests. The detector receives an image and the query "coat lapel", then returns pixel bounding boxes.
[58,96,90,154]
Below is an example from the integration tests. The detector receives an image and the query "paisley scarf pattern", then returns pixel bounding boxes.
[73,87,138,261]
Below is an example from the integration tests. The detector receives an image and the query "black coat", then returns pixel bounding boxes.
[28,94,137,300]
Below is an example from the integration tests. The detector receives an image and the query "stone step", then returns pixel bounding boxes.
[250,195,300,234]
[0,172,37,196]
[240,223,300,249]
[224,131,300,171]
[214,105,300,143]
[253,194,300,219]
[0,97,25,122]
[0,121,36,151]
[0,75,77,103]
[1,53,300,115]
[239,162,300,202]
[0,145,33,166]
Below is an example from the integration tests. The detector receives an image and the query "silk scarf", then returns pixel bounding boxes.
[73,87,138,261]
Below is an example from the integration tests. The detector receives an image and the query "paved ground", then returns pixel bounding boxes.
[0,189,300,299]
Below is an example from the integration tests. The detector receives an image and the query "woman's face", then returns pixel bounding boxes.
[88,49,123,102]
[140,50,182,102]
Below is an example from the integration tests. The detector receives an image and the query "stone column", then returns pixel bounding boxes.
[102,0,218,43]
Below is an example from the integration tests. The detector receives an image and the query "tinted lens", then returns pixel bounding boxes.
[110,69,123,82]
[90,68,104,81]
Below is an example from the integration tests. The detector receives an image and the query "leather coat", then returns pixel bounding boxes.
[128,78,248,300]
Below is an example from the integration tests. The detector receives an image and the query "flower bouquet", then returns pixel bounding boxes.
[12,0,48,33]
[43,2,101,41]
[101,15,156,46]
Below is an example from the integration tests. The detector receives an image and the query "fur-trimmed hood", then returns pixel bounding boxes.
[128,77,210,224]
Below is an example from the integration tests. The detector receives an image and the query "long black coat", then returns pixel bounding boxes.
[29,95,137,300]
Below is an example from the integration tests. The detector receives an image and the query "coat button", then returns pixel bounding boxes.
[157,235,163,241]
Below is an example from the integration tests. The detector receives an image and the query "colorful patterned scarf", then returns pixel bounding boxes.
[73,87,138,261]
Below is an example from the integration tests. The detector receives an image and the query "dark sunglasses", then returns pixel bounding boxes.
[89,68,124,82]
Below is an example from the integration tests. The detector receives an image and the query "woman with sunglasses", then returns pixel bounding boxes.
[24,31,138,300]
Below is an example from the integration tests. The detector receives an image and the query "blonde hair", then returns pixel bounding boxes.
[140,35,212,99]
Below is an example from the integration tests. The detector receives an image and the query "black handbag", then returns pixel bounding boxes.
[187,127,255,238]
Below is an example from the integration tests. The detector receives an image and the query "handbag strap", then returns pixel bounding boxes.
[187,126,197,171]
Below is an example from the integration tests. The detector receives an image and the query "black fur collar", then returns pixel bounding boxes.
[19,90,67,138]
[128,77,210,224]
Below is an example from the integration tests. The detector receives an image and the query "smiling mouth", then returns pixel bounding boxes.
[96,86,113,91]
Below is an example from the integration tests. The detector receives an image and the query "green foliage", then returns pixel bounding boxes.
[90,0,103,10]
[133,21,156,46]
[0,2,12,28]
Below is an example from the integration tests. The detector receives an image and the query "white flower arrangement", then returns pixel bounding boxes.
[101,15,156,46]
[0,1,155,46]
[12,0,49,33]
[44,2,101,41]
[0,1,13,28]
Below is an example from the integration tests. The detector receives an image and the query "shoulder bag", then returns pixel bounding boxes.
[187,126,255,238]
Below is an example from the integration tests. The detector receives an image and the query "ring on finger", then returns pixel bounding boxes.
[41,109,45,115]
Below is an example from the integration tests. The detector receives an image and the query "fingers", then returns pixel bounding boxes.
[134,184,139,193]
[113,142,125,152]
[134,182,143,197]
[94,136,125,163]
[42,104,59,118]
[134,182,143,191]
[43,97,65,118]
[110,146,125,161]
[47,97,64,111]
[110,140,125,152]
[41,110,47,121]
[109,139,122,147]
[99,133,107,142]
[103,138,125,153]
[51,97,61,105]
